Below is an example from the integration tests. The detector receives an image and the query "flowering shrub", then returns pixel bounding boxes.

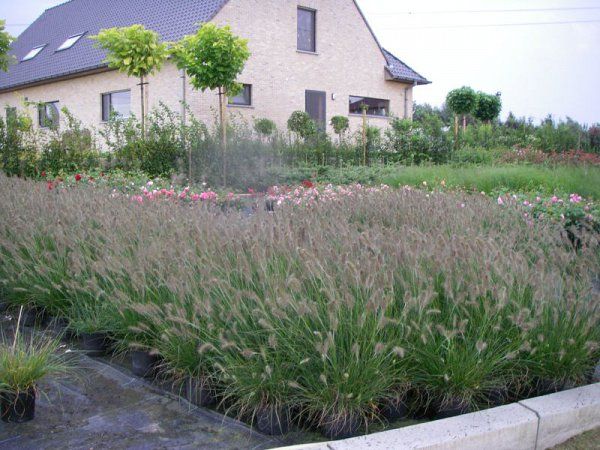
[500,147,600,166]
[550,150,600,166]
[266,183,391,207]
[500,147,549,164]
[495,191,599,233]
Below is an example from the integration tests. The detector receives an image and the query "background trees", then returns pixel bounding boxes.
[91,25,168,136]
[446,86,478,138]
[0,20,14,72]
[474,92,503,124]
[172,23,250,185]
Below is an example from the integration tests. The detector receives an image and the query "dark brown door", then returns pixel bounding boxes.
[305,90,326,131]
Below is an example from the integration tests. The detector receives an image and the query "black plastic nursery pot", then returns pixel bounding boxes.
[255,405,291,436]
[54,317,76,341]
[1,387,36,423]
[486,387,510,407]
[21,307,47,328]
[380,396,409,421]
[435,398,471,420]
[80,332,109,356]
[534,378,564,397]
[321,412,362,440]
[408,390,437,420]
[131,350,160,378]
[184,377,217,408]
[265,199,276,212]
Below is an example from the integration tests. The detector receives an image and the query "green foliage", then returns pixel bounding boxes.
[384,118,452,164]
[330,115,349,136]
[383,164,600,199]
[101,104,183,177]
[413,103,452,127]
[287,111,317,140]
[254,118,276,137]
[474,92,502,123]
[173,23,250,96]
[90,25,168,78]
[0,324,74,393]
[0,20,14,72]
[0,111,37,177]
[40,108,100,173]
[446,86,478,116]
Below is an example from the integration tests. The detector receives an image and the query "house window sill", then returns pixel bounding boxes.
[349,113,391,120]
[297,49,319,56]
[227,104,254,109]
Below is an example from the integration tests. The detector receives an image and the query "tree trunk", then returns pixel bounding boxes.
[218,87,227,186]
[462,115,467,132]
[180,70,191,182]
[454,115,459,149]
[140,75,146,137]
[362,107,367,166]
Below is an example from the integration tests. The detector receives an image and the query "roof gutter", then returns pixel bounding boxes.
[0,64,112,94]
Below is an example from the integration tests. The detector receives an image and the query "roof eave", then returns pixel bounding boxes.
[0,64,111,94]
[384,67,431,86]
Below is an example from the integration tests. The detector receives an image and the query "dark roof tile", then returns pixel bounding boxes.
[0,0,230,91]
[383,48,430,85]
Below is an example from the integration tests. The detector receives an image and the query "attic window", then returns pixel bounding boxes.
[22,45,46,61]
[57,33,85,51]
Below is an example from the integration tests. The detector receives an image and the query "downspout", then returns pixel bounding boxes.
[404,81,418,120]
[180,69,187,126]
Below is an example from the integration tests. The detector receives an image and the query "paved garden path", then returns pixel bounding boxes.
[0,352,284,450]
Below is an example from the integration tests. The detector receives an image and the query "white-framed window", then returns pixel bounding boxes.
[38,101,60,128]
[101,90,131,121]
[349,96,390,117]
[298,7,316,52]
[228,84,252,106]
[22,45,46,62]
[56,33,86,52]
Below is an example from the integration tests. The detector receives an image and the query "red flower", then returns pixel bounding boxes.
[75,174,82,182]
[248,188,255,194]
[302,180,315,189]
[41,171,46,178]
[47,182,53,191]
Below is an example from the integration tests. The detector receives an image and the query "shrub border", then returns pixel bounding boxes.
[276,382,600,450]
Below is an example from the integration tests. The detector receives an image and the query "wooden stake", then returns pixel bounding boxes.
[219,87,228,186]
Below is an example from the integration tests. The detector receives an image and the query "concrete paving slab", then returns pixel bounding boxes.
[519,382,600,450]
[0,352,281,450]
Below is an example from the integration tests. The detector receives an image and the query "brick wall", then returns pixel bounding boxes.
[0,0,415,138]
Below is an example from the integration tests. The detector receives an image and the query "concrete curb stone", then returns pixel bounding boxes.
[519,383,600,450]
[274,383,600,450]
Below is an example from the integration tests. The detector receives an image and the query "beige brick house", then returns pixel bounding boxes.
[0,0,429,137]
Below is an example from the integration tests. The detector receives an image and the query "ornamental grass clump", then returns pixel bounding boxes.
[0,310,76,422]
[0,174,598,436]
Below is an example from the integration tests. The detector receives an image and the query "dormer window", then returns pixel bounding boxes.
[22,45,46,61]
[56,33,85,51]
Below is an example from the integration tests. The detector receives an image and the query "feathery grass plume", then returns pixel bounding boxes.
[0,175,597,431]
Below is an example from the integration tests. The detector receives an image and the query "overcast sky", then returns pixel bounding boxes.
[2,0,599,124]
